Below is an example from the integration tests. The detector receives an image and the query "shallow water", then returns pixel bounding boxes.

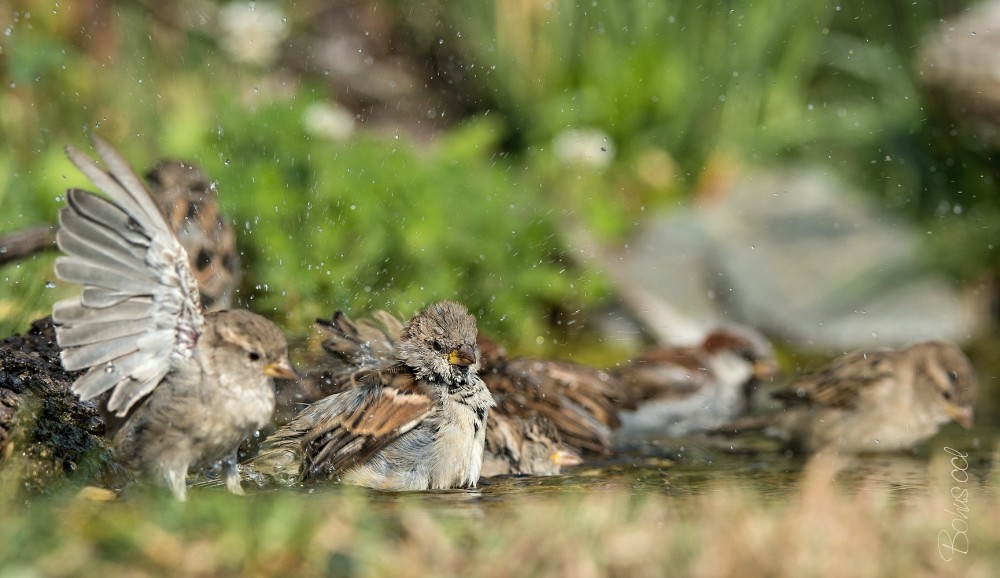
[333,360,1000,517]
[284,415,997,521]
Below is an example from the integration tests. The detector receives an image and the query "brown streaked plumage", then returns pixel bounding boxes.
[477,334,621,457]
[53,136,294,500]
[481,411,582,477]
[717,341,978,454]
[287,310,591,476]
[145,160,239,311]
[250,301,494,491]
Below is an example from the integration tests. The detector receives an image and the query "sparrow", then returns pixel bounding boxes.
[480,410,582,477]
[249,301,495,491]
[611,326,779,439]
[293,311,591,475]
[716,341,978,454]
[52,135,296,500]
[0,159,238,313]
[145,160,240,311]
[476,334,620,457]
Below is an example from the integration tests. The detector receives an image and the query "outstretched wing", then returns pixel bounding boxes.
[771,349,895,409]
[254,366,433,482]
[53,135,204,417]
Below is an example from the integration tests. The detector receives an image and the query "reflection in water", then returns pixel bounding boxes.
[238,364,999,529]
[275,422,996,525]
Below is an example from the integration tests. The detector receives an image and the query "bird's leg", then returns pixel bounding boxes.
[222,454,246,496]
[163,467,188,502]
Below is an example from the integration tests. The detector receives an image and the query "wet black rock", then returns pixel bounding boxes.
[0,318,126,494]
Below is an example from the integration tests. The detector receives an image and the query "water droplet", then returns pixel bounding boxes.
[44,281,56,289]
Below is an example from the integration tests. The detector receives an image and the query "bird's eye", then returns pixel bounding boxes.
[248,351,261,361]
[432,341,443,352]
[947,370,959,385]
[942,390,953,401]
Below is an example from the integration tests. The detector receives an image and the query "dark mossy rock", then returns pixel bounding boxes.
[0,317,127,494]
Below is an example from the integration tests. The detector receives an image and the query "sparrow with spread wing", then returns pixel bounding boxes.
[53,136,295,500]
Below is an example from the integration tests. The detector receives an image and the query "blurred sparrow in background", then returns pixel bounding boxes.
[716,341,977,453]
[145,160,240,311]
[53,136,294,500]
[249,301,494,490]
[476,334,619,458]
[611,326,779,439]
[480,410,582,477]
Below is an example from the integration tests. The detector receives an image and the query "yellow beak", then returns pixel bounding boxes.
[753,359,780,381]
[448,344,477,367]
[947,403,974,430]
[550,447,583,468]
[263,357,298,380]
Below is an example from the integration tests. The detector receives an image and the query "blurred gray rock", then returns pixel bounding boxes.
[599,167,982,351]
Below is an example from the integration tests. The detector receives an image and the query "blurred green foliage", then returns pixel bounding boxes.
[213,114,607,340]
[417,2,855,165]
[402,0,999,274]
[0,0,607,346]
[0,0,996,347]
[2,2,1000,574]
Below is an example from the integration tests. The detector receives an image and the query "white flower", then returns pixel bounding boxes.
[218,2,290,66]
[553,128,615,168]
[302,102,356,141]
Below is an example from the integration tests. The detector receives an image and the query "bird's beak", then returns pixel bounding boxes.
[550,447,583,468]
[947,403,974,430]
[448,344,477,367]
[264,357,298,380]
[753,359,780,381]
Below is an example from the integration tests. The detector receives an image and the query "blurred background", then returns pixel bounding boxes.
[1,0,998,361]
[3,4,1000,575]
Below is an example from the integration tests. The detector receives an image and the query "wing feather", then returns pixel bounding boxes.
[55,317,153,347]
[772,349,895,409]
[302,383,432,477]
[56,208,147,270]
[252,366,432,483]
[53,298,153,324]
[55,135,204,416]
[55,257,160,294]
